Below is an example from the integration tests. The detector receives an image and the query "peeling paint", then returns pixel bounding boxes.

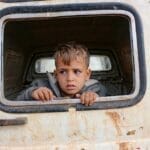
[139,126,143,130]
[126,130,136,135]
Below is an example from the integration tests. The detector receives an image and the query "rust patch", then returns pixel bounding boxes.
[119,142,129,150]
[126,130,136,135]
[106,111,122,136]
[119,142,134,150]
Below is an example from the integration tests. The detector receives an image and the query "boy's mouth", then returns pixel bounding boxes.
[66,84,76,90]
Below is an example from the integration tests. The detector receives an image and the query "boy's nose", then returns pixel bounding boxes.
[67,71,75,81]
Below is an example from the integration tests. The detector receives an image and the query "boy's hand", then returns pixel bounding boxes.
[76,91,98,106]
[32,87,55,101]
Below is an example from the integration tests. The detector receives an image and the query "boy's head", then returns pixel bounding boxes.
[54,41,90,68]
[54,42,91,97]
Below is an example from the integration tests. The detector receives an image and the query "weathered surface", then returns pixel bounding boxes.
[0,0,149,149]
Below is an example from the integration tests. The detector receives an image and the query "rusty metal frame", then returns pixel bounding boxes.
[0,2,146,113]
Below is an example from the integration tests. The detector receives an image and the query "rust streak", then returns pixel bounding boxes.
[68,107,79,138]
[119,142,129,150]
[119,142,134,150]
[106,111,122,136]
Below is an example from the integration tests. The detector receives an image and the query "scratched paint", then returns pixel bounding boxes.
[0,0,149,149]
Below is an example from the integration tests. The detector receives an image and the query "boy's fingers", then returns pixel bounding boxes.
[84,93,89,106]
[32,91,40,100]
[80,93,86,104]
[89,93,95,106]
[85,92,93,106]
[89,93,98,105]
[32,89,43,100]
[86,93,91,106]
[80,92,90,106]
[32,88,44,100]
[48,89,56,100]
[80,92,97,106]
[41,88,55,101]
[48,90,53,100]
[38,90,45,101]
[80,93,88,106]
[32,87,55,101]
[42,88,50,100]
[43,90,51,100]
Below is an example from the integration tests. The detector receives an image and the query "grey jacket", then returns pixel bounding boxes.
[17,74,107,100]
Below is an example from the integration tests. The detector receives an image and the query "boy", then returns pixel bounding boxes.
[17,42,107,106]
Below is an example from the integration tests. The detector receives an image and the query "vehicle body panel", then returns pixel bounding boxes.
[0,0,149,149]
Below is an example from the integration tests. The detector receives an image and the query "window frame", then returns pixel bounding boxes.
[0,3,146,113]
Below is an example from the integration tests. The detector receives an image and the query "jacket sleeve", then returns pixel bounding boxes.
[16,87,38,100]
[82,79,107,96]
[16,79,48,100]
[96,82,107,96]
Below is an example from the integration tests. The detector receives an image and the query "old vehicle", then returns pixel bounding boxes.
[0,0,149,149]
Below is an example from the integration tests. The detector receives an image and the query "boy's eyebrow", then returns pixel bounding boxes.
[57,68,67,70]
[57,67,83,70]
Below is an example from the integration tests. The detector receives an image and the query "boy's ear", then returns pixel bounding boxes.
[86,68,91,80]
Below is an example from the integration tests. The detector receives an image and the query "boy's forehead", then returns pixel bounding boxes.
[56,56,86,67]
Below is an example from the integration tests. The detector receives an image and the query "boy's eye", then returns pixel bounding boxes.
[74,69,82,75]
[59,70,66,75]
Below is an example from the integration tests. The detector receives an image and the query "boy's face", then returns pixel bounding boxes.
[54,57,91,97]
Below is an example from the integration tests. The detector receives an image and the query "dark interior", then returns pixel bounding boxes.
[3,15,133,99]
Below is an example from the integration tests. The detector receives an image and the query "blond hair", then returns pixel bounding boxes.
[54,41,89,68]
